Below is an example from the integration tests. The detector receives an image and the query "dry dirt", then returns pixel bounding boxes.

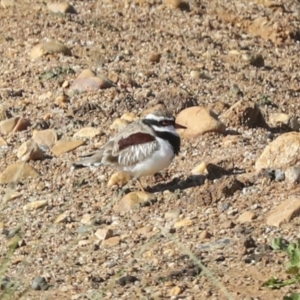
[1,0,300,299]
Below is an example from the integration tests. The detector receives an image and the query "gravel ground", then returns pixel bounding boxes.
[1,0,300,299]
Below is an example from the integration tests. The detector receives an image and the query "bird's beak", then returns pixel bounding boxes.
[175,122,187,129]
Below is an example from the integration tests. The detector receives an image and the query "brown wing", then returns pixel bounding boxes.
[113,132,158,166]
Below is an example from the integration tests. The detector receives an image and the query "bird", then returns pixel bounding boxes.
[71,109,186,190]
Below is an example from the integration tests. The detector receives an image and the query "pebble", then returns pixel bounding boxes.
[285,167,300,183]
[80,214,94,225]
[165,0,190,11]
[31,276,49,290]
[120,112,138,122]
[237,211,256,223]
[114,192,156,213]
[54,212,68,224]
[55,94,69,108]
[0,117,20,134]
[116,275,139,286]
[191,162,208,175]
[0,137,7,147]
[199,230,211,240]
[74,127,101,138]
[102,236,121,248]
[51,139,84,156]
[221,100,262,128]
[190,70,201,79]
[176,106,226,138]
[267,196,300,227]
[23,200,48,211]
[249,53,264,67]
[169,286,182,296]
[274,169,285,182]
[17,140,45,162]
[3,189,22,202]
[107,171,131,188]
[110,118,129,131]
[33,129,57,147]
[0,0,14,8]
[136,226,153,235]
[13,118,31,132]
[30,41,71,59]
[47,2,77,14]
[255,132,300,171]
[164,209,181,220]
[149,52,161,63]
[173,219,194,228]
[269,113,300,131]
[0,162,39,184]
[95,228,114,241]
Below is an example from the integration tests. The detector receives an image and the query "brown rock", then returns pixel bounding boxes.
[30,41,72,59]
[169,286,182,296]
[221,100,263,128]
[1,0,14,8]
[102,236,120,248]
[114,192,156,213]
[149,52,161,63]
[120,112,138,122]
[237,211,256,223]
[176,107,226,138]
[74,127,101,138]
[199,230,211,240]
[51,139,84,156]
[77,69,95,78]
[95,228,114,241]
[267,197,300,227]
[54,212,68,224]
[70,76,115,92]
[33,129,57,147]
[0,117,20,134]
[110,118,129,131]
[107,171,131,188]
[0,162,39,184]
[55,94,69,108]
[0,137,7,147]
[268,113,299,131]
[174,219,193,228]
[17,140,45,162]
[165,0,190,11]
[13,118,31,132]
[47,2,77,14]
[255,132,300,171]
[23,200,48,211]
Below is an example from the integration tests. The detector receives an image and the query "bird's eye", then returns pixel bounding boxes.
[161,120,173,126]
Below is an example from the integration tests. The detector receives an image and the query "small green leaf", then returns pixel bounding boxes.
[283,293,300,300]
[271,238,289,251]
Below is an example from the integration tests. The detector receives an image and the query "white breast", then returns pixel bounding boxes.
[122,137,175,178]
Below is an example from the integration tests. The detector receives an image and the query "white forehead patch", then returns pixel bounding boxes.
[145,114,173,122]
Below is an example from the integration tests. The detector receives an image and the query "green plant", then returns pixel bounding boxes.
[264,238,300,289]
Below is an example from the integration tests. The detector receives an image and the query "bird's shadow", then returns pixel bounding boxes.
[145,164,245,193]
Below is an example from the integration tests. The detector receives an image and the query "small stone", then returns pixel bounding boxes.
[120,112,138,122]
[285,167,300,184]
[3,190,22,202]
[78,239,94,246]
[55,94,69,108]
[199,230,211,240]
[0,162,39,184]
[23,200,48,212]
[116,275,139,286]
[237,211,256,223]
[30,41,71,59]
[0,137,7,147]
[51,139,84,156]
[169,286,182,296]
[221,100,263,128]
[164,209,181,220]
[165,0,190,11]
[1,0,14,8]
[190,70,201,79]
[102,236,120,248]
[149,52,161,63]
[33,129,57,147]
[74,127,101,138]
[77,69,95,78]
[269,113,300,131]
[0,117,20,134]
[95,228,114,241]
[136,226,153,235]
[80,213,94,225]
[192,162,207,175]
[31,276,49,291]
[274,169,285,182]
[255,132,300,171]
[107,172,131,188]
[39,91,52,101]
[12,118,31,132]
[176,107,225,138]
[17,140,45,162]
[114,192,156,213]
[174,219,194,228]
[110,118,129,131]
[47,2,77,14]
[54,212,68,224]
[62,81,69,88]
[267,196,300,227]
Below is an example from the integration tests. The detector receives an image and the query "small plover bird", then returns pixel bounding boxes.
[72,109,186,189]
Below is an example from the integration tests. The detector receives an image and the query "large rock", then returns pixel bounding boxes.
[0,163,39,184]
[255,132,300,171]
[176,106,226,138]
